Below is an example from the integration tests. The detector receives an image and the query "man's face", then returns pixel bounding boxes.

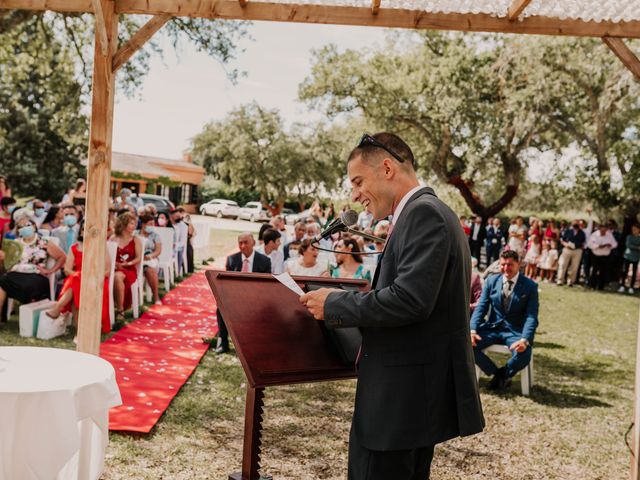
[348,155,392,221]
[238,234,255,257]
[294,224,305,240]
[499,257,520,279]
[64,208,79,220]
[493,219,501,227]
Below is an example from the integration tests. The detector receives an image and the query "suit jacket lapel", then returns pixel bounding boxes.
[371,187,436,289]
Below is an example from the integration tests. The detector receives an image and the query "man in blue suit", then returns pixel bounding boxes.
[470,249,539,391]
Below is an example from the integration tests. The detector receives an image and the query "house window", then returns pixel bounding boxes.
[181,184,191,204]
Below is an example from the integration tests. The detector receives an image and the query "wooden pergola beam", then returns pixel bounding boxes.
[603,36,640,81]
[91,0,108,56]
[76,0,118,356]
[2,0,640,39]
[371,0,380,16]
[112,13,171,73]
[507,0,531,21]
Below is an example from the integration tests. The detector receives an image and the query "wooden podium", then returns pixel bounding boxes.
[206,271,368,480]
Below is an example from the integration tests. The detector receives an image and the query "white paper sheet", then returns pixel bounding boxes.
[273,272,305,296]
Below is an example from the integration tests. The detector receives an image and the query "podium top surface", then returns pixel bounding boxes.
[206,271,367,388]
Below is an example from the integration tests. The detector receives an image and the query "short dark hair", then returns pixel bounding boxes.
[139,214,155,224]
[348,132,415,167]
[1,197,16,207]
[262,228,281,245]
[500,250,520,262]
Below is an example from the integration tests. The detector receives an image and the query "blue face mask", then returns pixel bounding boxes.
[63,215,77,227]
[7,205,17,214]
[18,225,35,238]
[144,226,154,234]
[35,208,45,217]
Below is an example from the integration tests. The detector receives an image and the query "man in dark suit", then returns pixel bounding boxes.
[470,249,539,391]
[485,218,505,267]
[468,215,486,265]
[300,132,484,479]
[215,232,271,354]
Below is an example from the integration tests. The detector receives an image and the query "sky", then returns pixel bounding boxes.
[111,22,389,160]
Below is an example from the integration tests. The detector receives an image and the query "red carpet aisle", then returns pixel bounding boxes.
[102,271,218,432]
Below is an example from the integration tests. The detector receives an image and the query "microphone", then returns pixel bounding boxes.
[312,209,359,243]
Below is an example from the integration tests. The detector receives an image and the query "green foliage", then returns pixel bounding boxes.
[0,16,87,200]
[191,102,344,210]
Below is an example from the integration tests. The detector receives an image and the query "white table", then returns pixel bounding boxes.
[0,347,122,480]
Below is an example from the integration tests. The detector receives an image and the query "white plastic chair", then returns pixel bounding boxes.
[475,344,534,396]
[151,227,175,291]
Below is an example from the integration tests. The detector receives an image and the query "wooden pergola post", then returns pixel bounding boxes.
[76,0,118,355]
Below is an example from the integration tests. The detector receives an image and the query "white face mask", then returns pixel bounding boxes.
[289,249,299,259]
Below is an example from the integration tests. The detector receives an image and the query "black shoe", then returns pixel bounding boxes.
[214,337,229,354]
[488,367,512,392]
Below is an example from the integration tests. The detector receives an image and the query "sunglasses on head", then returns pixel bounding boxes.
[357,134,405,163]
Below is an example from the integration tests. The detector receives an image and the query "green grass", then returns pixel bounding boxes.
[1,239,638,478]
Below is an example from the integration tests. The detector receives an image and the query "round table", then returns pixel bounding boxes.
[0,346,122,480]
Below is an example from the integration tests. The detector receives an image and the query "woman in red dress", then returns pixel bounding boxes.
[110,212,142,321]
[46,219,111,333]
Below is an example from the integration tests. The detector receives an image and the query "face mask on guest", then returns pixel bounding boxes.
[63,215,77,227]
[157,218,167,227]
[144,226,154,234]
[18,225,35,238]
[7,205,17,213]
[35,208,45,217]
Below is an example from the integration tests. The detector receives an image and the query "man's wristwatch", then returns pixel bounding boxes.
[521,339,530,347]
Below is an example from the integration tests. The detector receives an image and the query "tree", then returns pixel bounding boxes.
[0,16,87,200]
[190,103,343,214]
[534,37,640,230]
[0,10,248,200]
[300,33,555,218]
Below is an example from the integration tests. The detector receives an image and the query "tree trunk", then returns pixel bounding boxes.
[448,176,519,219]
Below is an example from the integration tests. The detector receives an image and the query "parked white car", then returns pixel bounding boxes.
[238,201,270,222]
[199,199,240,218]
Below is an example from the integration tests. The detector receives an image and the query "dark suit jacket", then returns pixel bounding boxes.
[225,251,271,273]
[470,273,539,343]
[324,187,484,451]
[485,225,505,248]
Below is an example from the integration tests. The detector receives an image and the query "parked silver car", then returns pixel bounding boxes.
[199,198,240,218]
[238,201,270,222]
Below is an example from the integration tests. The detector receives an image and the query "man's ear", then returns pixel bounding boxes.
[382,158,395,179]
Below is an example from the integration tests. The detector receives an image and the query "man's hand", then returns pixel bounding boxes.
[470,332,482,347]
[509,339,528,353]
[299,288,337,320]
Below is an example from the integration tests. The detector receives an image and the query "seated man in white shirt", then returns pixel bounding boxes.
[256,228,285,274]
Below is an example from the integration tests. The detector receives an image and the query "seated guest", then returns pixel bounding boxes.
[46,219,111,333]
[52,205,81,253]
[40,205,63,232]
[470,250,539,391]
[285,239,327,277]
[284,221,305,260]
[31,199,47,227]
[138,214,162,304]
[329,237,371,282]
[470,257,483,312]
[0,197,17,236]
[0,212,66,321]
[110,212,143,321]
[256,228,284,274]
[215,232,271,354]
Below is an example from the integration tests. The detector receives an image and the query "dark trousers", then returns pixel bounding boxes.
[473,327,532,378]
[348,425,434,480]
[581,249,592,284]
[589,255,610,290]
[187,240,195,273]
[469,239,483,265]
[620,260,639,288]
[216,309,229,348]
[486,243,501,266]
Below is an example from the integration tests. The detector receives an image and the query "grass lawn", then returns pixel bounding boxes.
[1,235,638,479]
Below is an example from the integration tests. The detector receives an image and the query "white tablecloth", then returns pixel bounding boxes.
[0,347,122,480]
